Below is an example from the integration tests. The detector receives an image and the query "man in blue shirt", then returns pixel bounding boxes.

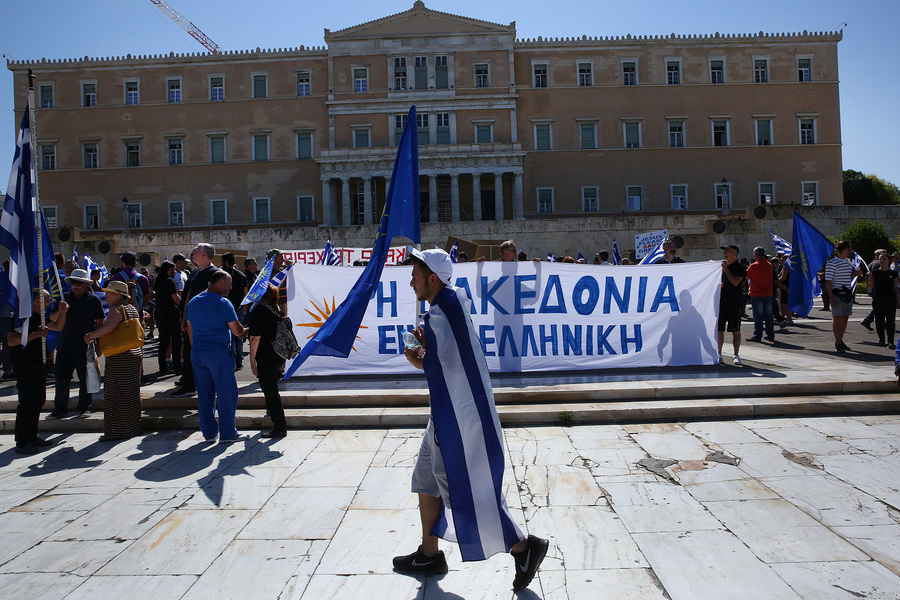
[186,270,247,443]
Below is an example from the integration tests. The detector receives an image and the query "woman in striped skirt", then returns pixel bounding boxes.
[84,280,143,441]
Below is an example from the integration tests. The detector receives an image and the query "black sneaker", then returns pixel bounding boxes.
[512,535,549,591]
[392,546,448,575]
[15,443,40,455]
[30,437,53,447]
[171,386,196,397]
[861,321,874,331]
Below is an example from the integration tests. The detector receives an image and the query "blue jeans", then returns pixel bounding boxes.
[751,296,774,340]
[192,345,239,440]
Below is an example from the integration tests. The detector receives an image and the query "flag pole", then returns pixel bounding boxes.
[27,69,47,361]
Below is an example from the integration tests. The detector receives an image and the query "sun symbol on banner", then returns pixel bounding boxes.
[296,296,367,351]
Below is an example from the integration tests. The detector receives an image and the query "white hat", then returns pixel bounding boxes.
[408,246,452,286]
[66,268,92,283]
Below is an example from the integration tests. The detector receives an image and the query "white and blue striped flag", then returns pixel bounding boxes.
[0,105,37,335]
[84,252,104,286]
[320,236,342,266]
[638,238,666,265]
[448,240,458,263]
[72,245,78,265]
[612,239,622,265]
[546,253,557,262]
[769,231,792,256]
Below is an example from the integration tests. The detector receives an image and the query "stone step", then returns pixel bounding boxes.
[4,393,899,433]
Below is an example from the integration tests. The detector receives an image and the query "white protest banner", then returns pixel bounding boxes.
[281,246,409,266]
[635,229,668,259]
[285,261,721,377]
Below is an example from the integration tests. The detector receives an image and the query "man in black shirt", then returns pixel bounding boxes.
[172,243,219,397]
[48,269,104,418]
[221,252,249,370]
[654,239,686,264]
[717,245,748,366]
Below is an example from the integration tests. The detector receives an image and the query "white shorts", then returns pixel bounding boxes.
[411,420,451,506]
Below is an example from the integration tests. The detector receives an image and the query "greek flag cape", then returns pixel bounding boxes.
[422,285,523,561]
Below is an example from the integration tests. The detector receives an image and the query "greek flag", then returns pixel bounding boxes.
[638,239,666,265]
[84,252,104,286]
[0,105,37,333]
[546,253,557,263]
[612,239,622,265]
[241,256,275,306]
[320,236,342,266]
[448,240,458,263]
[577,252,585,262]
[72,245,78,265]
[424,286,524,561]
[769,231,792,257]
[850,251,864,291]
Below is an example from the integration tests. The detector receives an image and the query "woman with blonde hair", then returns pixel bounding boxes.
[84,280,143,441]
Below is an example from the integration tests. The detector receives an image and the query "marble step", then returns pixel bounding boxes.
[3,393,898,433]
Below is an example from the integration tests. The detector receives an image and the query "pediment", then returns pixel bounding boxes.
[325,1,514,41]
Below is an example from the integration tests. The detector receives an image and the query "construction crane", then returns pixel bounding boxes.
[148,0,222,54]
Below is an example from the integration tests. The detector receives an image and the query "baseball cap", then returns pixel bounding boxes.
[720,245,740,253]
[173,253,187,262]
[408,246,452,286]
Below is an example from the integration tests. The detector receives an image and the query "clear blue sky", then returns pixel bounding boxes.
[3,0,898,191]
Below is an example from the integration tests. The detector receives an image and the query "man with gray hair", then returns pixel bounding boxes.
[173,243,218,397]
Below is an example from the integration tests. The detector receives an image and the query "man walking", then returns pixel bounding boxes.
[394,248,548,591]
[185,270,247,442]
[826,240,862,352]
[717,245,747,365]
[173,243,218,397]
[746,246,775,343]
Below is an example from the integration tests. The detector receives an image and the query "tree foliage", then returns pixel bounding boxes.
[843,170,900,205]
[838,219,895,262]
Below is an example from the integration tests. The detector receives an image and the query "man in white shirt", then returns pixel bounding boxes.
[825,240,862,353]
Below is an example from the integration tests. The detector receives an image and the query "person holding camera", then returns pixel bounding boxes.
[825,240,863,353]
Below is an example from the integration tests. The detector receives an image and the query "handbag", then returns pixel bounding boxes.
[85,341,101,394]
[98,305,145,357]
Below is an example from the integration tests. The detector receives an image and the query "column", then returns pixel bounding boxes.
[341,177,351,226]
[429,175,438,223]
[363,176,373,225]
[321,179,332,226]
[472,173,482,222]
[513,172,524,220]
[450,174,460,222]
[494,172,504,221]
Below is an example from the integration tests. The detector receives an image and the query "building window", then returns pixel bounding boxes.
[802,182,818,206]
[40,145,56,171]
[393,57,407,90]
[253,74,267,99]
[82,82,97,107]
[710,60,725,84]
[125,80,139,105]
[715,182,731,209]
[353,129,371,149]
[535,123,551,150]
[295,196,315,222]
[756,119,773,145]
[84,205,100,229]
[169,202,185,226]
[436,113,451,144]
[626,186,642,211]
[168,139,183,165]
[354,68,368,92]
[582,187,598,212]
[759,182,775,205]
[435,55,449,89]
[475,124,493,144]
[624,122,641,148]
[210,136,226,163]
[712,120,729,147]
[622,61,637,85]
[296,71,311,96]
[577,62,593,87]
[43,206,58,229]
[296,132,313,159]
[125,140,141,167]
[83,143,98,169]
[666,60,681,85]
[254,197,270,223]
[210,76,224,101]
[210,199,227,225]
[800,118,816,144]
[414,56,427,89]
[798,58,812,82]
[579,123,596,149]
[474,63,490,88]
[125,203,142,228]
[533,63,548,88]
[754,59,769,83]
[395,113,407,145]
[40,84,54,109]
[253,134,269,161]
[668,121,685,147]
[537,188,554,214]
[167,78,181,103]
[417,113,430,145]
[671,185,687,210]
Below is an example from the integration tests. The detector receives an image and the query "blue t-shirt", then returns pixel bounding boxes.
[186,291,238,348]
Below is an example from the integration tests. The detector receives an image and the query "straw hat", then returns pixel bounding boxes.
[101,280,130,297]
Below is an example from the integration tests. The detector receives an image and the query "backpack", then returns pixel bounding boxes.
[263,304,300,360]
[125,270,144,314]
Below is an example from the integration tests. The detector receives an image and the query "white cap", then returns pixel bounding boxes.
[408,246,453,286]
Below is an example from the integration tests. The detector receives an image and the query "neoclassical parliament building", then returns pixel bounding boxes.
[9,1,842,241]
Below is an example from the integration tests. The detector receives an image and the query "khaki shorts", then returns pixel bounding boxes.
[411,420,450,506]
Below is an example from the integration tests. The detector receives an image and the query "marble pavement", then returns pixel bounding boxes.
[2,413,900,599]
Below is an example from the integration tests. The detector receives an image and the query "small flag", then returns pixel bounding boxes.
[241,256,275,306]
[320,236,342,266]
[577,252,585,262]
[612,240,622,265]
[638,239,666,265]
[84,252,104,286]
[449,240,458,263]
[546,253,557,263]
[769,230,792,257]
[72,245,78,266]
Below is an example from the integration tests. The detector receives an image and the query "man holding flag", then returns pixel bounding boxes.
[825,240,862,353]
